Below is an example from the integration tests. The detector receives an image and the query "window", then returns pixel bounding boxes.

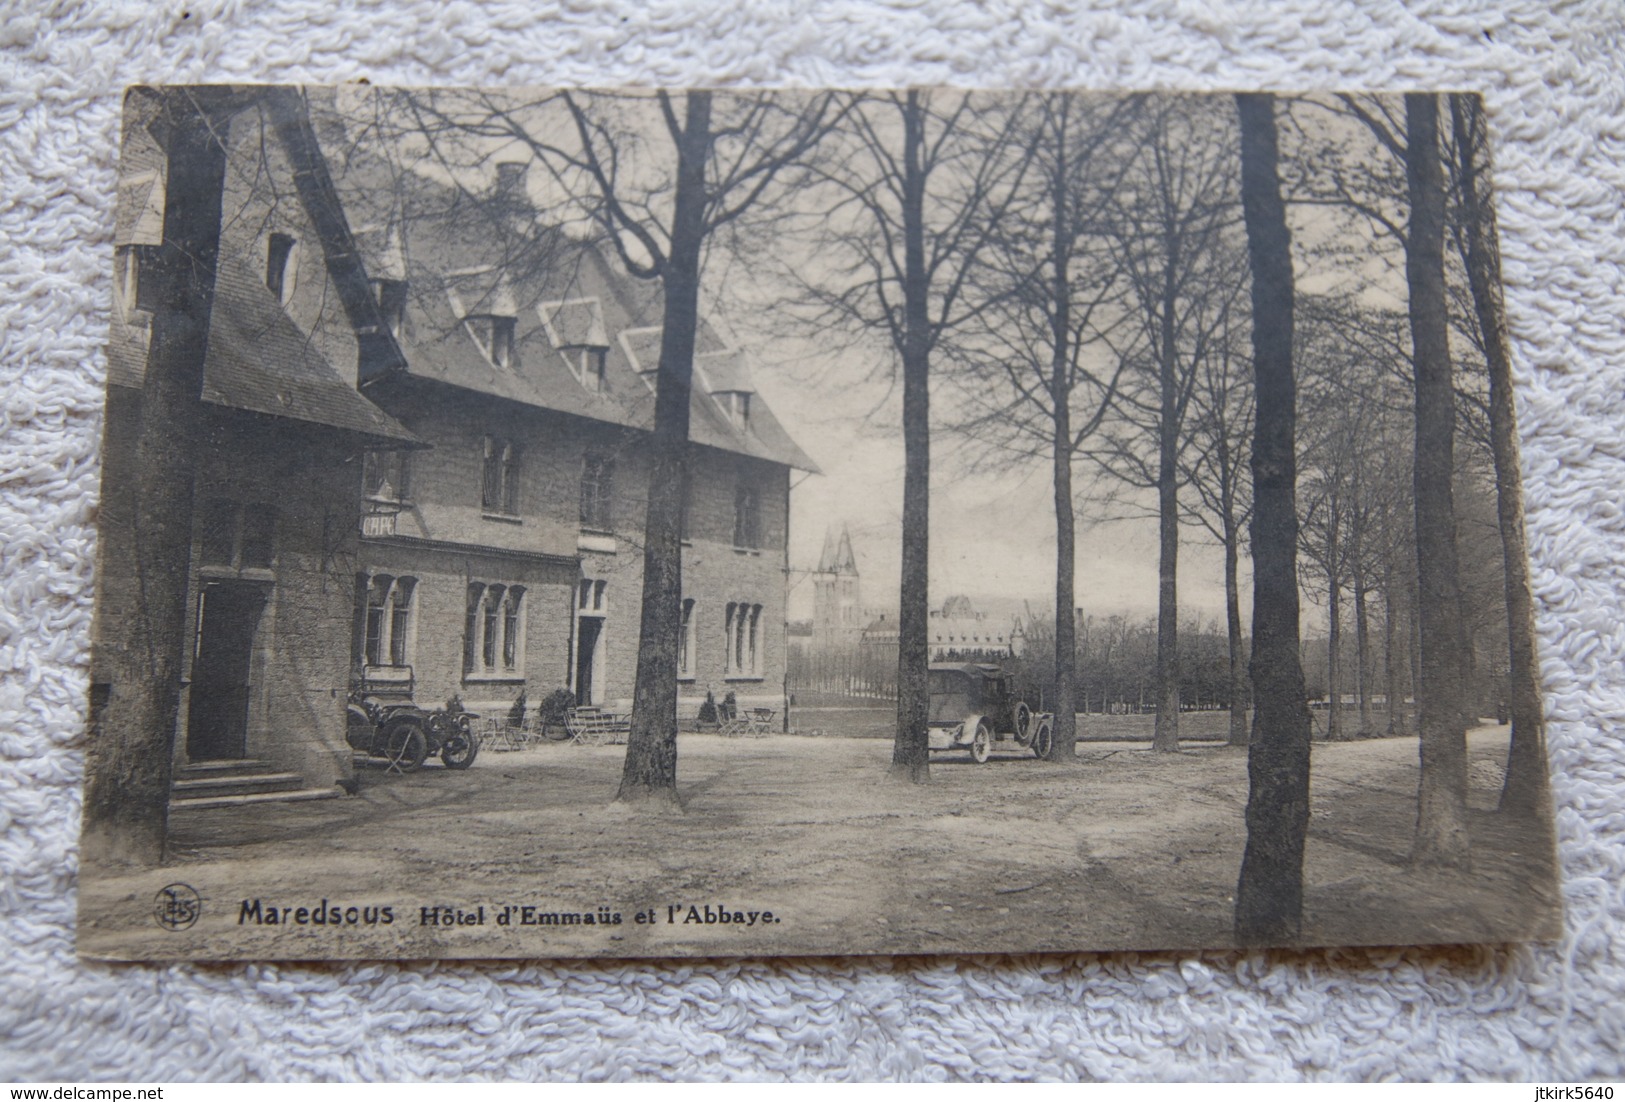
[466,315,516,368]
[724,601,763,678]
[678,598,696,679]
[562,346,608,392]
[362,574,417,669]
[717,390,751,430]
[580,455,614,531]
[199,499,276,570]
[373,279,407,337]
[363,449,412,502]
[464,581,525,677]
[578,578,607,613]
[482,437,519,515]
[116,245,160,317]
[734,484,760,550]
[266,233,297,305]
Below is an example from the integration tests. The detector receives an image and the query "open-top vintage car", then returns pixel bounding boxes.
[927,662,1053,763]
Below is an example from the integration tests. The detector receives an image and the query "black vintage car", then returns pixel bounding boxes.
[926,662,1052,762]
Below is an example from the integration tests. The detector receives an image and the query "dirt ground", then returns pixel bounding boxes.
[77,725,1562,961]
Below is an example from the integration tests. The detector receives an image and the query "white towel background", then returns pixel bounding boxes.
[1,0,1622,1081]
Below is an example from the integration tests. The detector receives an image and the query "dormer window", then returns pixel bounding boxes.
[373,279,407,338]
[266,233,298,305]
[466,315,516,368]
[539,298,610,394]
[563,345,608,393]
[717,390,752,431]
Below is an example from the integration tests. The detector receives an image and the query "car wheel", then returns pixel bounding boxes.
[383,721,428,775]
[441,724,480,770]
[1032,717,1054,760]
[1013,701,1033,746]
[971,720,991,764]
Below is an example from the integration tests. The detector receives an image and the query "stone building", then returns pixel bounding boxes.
[322,117,815,720]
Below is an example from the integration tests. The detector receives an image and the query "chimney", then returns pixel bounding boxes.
[495,161,528,195]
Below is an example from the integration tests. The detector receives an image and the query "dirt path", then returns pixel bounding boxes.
[78,727,1559,960]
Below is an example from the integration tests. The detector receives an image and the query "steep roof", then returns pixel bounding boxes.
[322,124,817,473]
[106,253,419,445]
[107,91,417,447]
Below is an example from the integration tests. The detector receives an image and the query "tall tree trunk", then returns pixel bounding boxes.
[1383,559,1403,735]
[1152,269,1182,752]
[1325,511,1342,740]
[82,87,238,867]
[619,92,711,805]
[1355,568,1372,734]
[1409,561,1423,737]
[1224,509,1249,746]
[1406,93,1472,869]
[1233,93,1313,945]
[891,92,932,784]
[1048,118,1079,764]
[1449,94,1549,819]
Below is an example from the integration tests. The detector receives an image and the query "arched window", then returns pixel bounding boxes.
[362,574,416,670]
[724,601,764,678]
[464,583,485,674]
[390,578,415,667]
[464,581,526,678]
[266,233,298,305]
[503,586,525,669]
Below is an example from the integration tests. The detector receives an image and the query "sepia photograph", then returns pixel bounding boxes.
[77,84,1562,961]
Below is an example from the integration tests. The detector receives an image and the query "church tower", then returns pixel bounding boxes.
[812,524,861,650]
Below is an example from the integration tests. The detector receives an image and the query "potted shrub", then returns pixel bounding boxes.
[507,691,528,728]
[697,689,719,729]
[538,688,576,742]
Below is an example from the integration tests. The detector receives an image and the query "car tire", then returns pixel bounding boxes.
[1032,717,1054,760]
[441,723,480,770]
[971,720,991,764]
[1013,701,1033,746]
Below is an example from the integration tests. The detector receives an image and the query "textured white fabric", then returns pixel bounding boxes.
[1,0,1622,1082]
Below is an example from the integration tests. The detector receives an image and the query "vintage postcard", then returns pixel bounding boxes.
[77,86,1561,960]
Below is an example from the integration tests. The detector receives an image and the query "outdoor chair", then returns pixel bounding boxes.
[482,716,526,752]
[720,707,775,737]
[565,706,631,746]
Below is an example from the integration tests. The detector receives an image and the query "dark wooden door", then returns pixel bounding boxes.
[187,581,266,760]
[574,616,602,706]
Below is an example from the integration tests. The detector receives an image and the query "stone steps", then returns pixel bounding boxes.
[169,786,345,812]
[170,759,343,810]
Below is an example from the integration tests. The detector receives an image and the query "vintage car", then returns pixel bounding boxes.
[927,662,1053,762]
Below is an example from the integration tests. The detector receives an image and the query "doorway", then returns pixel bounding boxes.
[187,580,267,761]
[574,615,603,706]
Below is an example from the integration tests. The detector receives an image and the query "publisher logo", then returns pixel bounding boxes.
[153,883,202,930]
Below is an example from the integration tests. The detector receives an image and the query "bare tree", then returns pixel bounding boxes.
[791,91,1033,782]
[1085,97,1245,752]
[398,89,841,804]
[1449,93,1549,819]
[942,93,1140,762]
[1178,312,1254,746]
[1405,93,1473,867]
[1233,92,1313,943]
